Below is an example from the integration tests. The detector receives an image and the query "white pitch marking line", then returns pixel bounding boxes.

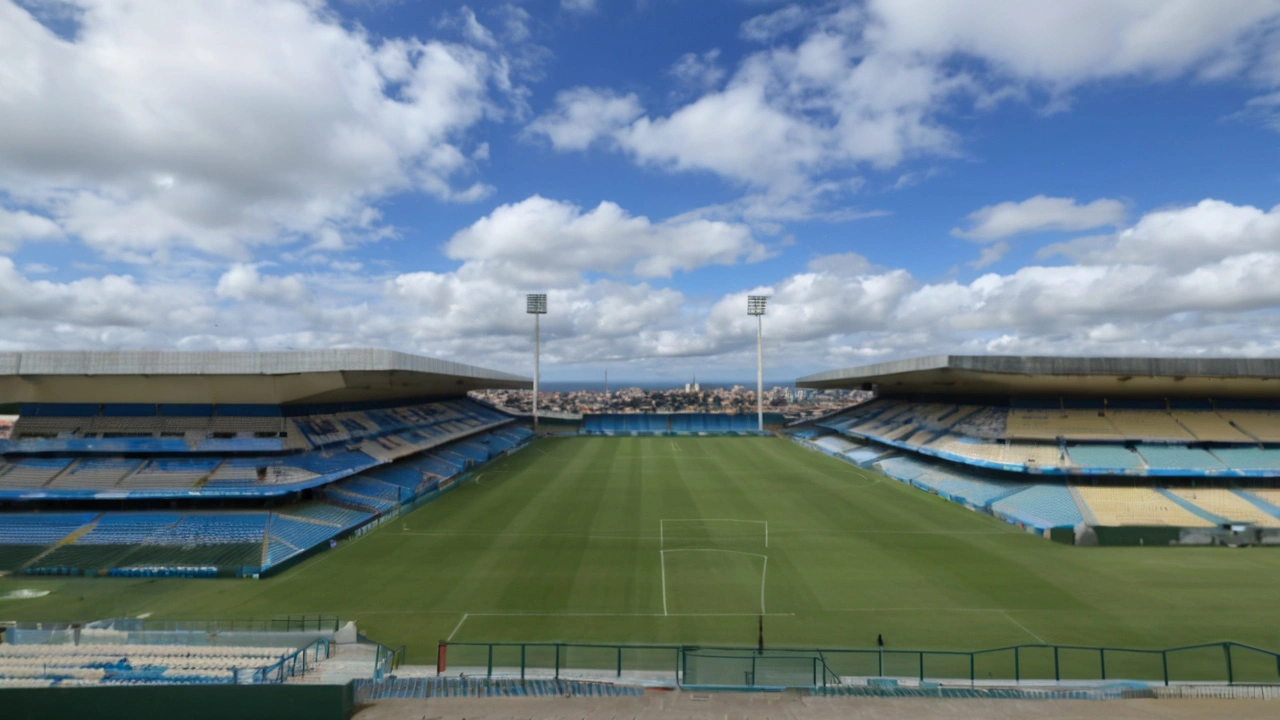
[447,613,469,641]
[1001,610,1045,644]
[660,552,668,616]
[661,548,768,560]
[760,555,768,615]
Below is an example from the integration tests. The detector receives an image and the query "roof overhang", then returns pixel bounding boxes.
[0,349,531,405]
[796,355,1280,399]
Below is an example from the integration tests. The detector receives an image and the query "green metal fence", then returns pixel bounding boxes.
[440,640,1280,689]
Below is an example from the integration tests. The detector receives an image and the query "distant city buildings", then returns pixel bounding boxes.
[472,385,870,422]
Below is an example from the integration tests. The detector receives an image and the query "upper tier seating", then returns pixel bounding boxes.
[122,458,221,489]
[1066,444,1145,470]
[1174,413,1254,442]
[813,436,859,454]
[1222,412,1280,442]
[1212,447,1280,471]
[1106,412,1196,442]
[1073,486,1215,527]
[1134,444,1226,471]
[928,435,1066,469]
[1006,410,1122,441]
[0,458,74,488]
[1168,488,1280,527]
[47,458,140,490]
[205,458,319,488]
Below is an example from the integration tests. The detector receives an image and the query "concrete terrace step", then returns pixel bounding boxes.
[287,642,378,684]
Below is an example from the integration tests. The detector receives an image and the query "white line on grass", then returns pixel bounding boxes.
[661,551,667,616]
[1001,610,1046,644]
[761,555,768,614]
[660,548,770,616]
[660,519,769,549]
[346,610,796,617]
[447,614,469,641]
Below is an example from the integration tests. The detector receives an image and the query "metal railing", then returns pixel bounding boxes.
[373,642,407,680]
[253,636,332,683]
[438,640,1280,688]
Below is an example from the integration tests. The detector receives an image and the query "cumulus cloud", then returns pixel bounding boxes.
[670,50,726,93]
[5,196,1280,375]
[524,88,644,151]
[0,0,525,259]
[215,264,312,307]
[0,207,62,252]
[529,1,1280,218]
[445,195,769,284]
[953,196,1126,241]
[1042,199,1280,272]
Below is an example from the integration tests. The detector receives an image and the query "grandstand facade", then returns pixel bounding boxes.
[795,355,1280,544]
[0,350,534,577]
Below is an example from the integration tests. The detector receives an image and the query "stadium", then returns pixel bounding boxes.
[3,350,1280,718]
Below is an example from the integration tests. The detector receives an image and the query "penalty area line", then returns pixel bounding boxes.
[447,613,469,641]
[1001,610,1046,644]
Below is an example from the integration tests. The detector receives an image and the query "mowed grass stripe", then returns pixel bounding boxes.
[4,436,1280,663]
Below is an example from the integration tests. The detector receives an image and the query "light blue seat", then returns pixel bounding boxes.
[1136,444,1227,471]
[991,485,1083,528]
[1067,445,1144,470]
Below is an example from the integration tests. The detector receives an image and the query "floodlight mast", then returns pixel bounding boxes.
[748,296,769,432]
[527,294,547,432]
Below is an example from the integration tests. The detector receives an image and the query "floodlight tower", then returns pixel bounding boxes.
[527,294,547,432]
[748,295,769,432]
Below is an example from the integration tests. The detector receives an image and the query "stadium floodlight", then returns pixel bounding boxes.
[527,294,547,432]
[748,296,769,432]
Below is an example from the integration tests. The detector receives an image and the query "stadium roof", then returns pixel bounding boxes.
[796,355,1280,399]
[0,349,530,405]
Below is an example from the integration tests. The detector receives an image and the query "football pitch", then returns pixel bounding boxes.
[3,436,1280,665]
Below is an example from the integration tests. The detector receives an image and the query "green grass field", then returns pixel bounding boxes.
[3,436,1280,668]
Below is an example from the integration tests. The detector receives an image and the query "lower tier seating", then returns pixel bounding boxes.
[1073,486,1215,527]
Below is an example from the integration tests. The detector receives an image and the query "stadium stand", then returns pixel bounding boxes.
[1222,411,1280,442]
[990,485,1083,530]
[0,632,322,687]
[1066,444,1145,471]
[1073,486,1216,527]
[1168,488,1280,527]
[1134,444,1227,472]
[1213,447,1280,470]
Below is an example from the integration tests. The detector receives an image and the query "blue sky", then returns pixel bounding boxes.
[5,1,1280,382]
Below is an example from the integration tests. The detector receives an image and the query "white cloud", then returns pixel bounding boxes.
[740,4,816,42]
[1043,199,1280,272]
[953,196,1126,241]
[445,195,768,284]
[215,264,312,306]
[561,0,596,13]
[524,88,643,151]
[670,50,725,93]
[4,196,1280,375]
[0,0,523,259]
[529,1,1280,218]
[0,207,62,252]
[968,241,1010,269]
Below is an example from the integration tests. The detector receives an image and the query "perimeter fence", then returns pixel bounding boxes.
[439,640,1280,689]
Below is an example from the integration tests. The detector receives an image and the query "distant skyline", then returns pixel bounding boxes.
[4,1,1280,381]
